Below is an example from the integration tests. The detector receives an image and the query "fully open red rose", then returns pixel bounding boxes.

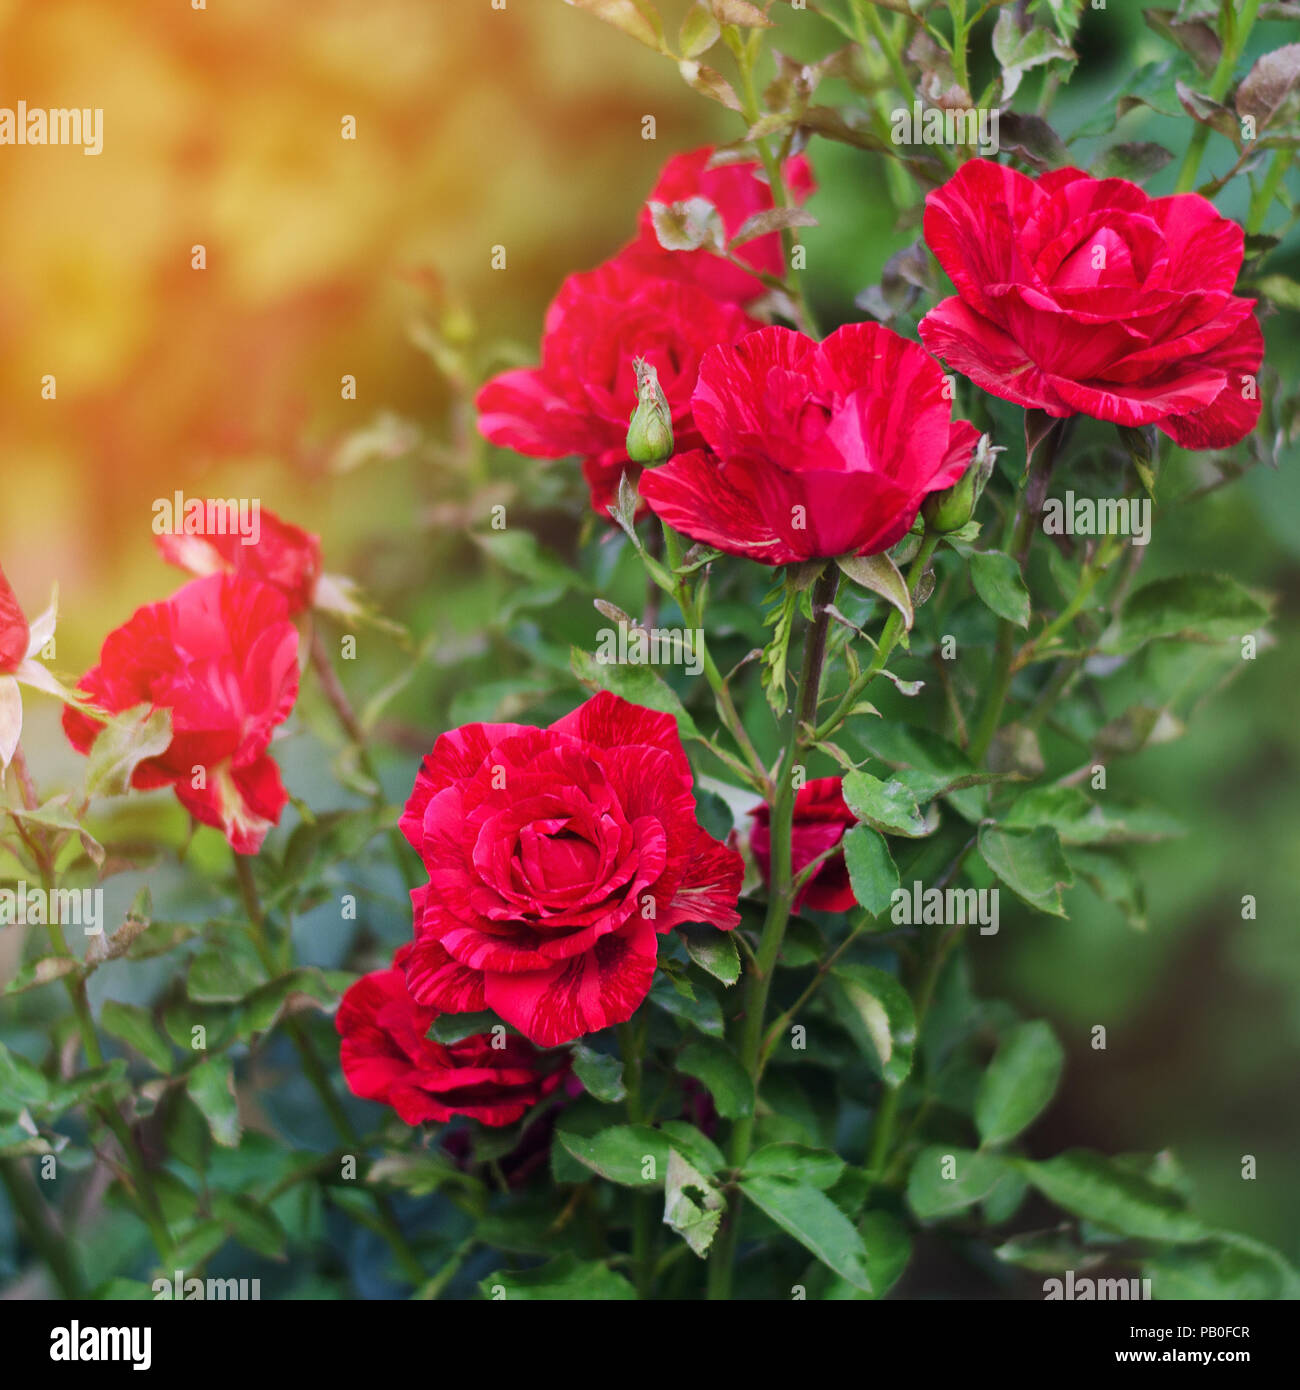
[639,322,978,565]
[63,573,299,854]
[155,506,322,616]
[618,145,816,306]
[0,566,29,675]
[337,946,570,1127]
[475,255,758,514]
[918,159,1263,449]
[750,777,857,914]
[399,691,743,1047]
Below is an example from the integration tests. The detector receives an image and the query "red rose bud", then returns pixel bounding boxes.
[918,159,1263,450]
[0,566,29,675]
[750,777,857,914]
[398,691,743,1047]
[626,357,674,464]
[336,946,570,1127]
[639,323,979,566]
[62,573,299,854]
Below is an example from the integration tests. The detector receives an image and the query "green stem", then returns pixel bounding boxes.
[734,37,819,337]
[619,1016,654,1298]
[309,627,422,894]
[968,419,1061,762]
[233,856,426,1287]
[812,533,941,743]
[663,525,770,793]
[1246,147,1292,235]
[0,1158,84,1298]
[1174,0,1262,193]
[706,564,838,1300]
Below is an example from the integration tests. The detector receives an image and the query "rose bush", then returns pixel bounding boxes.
[2,0,1298,1314]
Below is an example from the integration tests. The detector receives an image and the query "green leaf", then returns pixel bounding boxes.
[842,770,928,838]
[1145,1234,1300,1300]
[187,946,266,1004]
[1003,785,1183,845]
[571,647,700,742]
[1092,140,1173,182]
[978,823,1073,916]
[1019,1150,1210,1242]
[0,1041,49,1114]
[649,977,724,1035]
[101,1000,173,1075]
[84,704,173,799]
[571,1044,626,1104]
[738,1175,873,1292]
[429,1010,498,1045]
[1254,274,1300,312]
[657,1120,725,1176]
[836,552,913,631]
[481,1253,636,1300]
[186,1058,241,1148]
[1069,848,1148,931]
[679,0,720,57]
[1100,574,1269,655]
[212,1193,287,1260]
[975,1020,1064,1146]
[907,1145,1009,1220]
[663,1147,723,1258]
[842,825,899,915]
[678,1039,754,1120]
[742,1143,846,1191]
[683,929,740,985]
[830,964,916,1089]
[970,550,1030,628]
[2,954,82,997]
[993,8,1077,101]
[556,1124,669,1187]
[562,0,668,54]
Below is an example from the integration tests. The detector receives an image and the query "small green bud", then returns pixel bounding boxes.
[922,462,978,533]
[626,357,674,464]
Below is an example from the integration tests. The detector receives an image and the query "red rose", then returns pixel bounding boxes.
[336,946,569,1127]
[155,507,323,616]
[475,255,758,513]
[398,691,743,1047]
[639,322,978,565]
[749,777,857,914]
[918,159,1263,449]
[0,566,29,675]
[619,145,816,305]
[63,573,299,854]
